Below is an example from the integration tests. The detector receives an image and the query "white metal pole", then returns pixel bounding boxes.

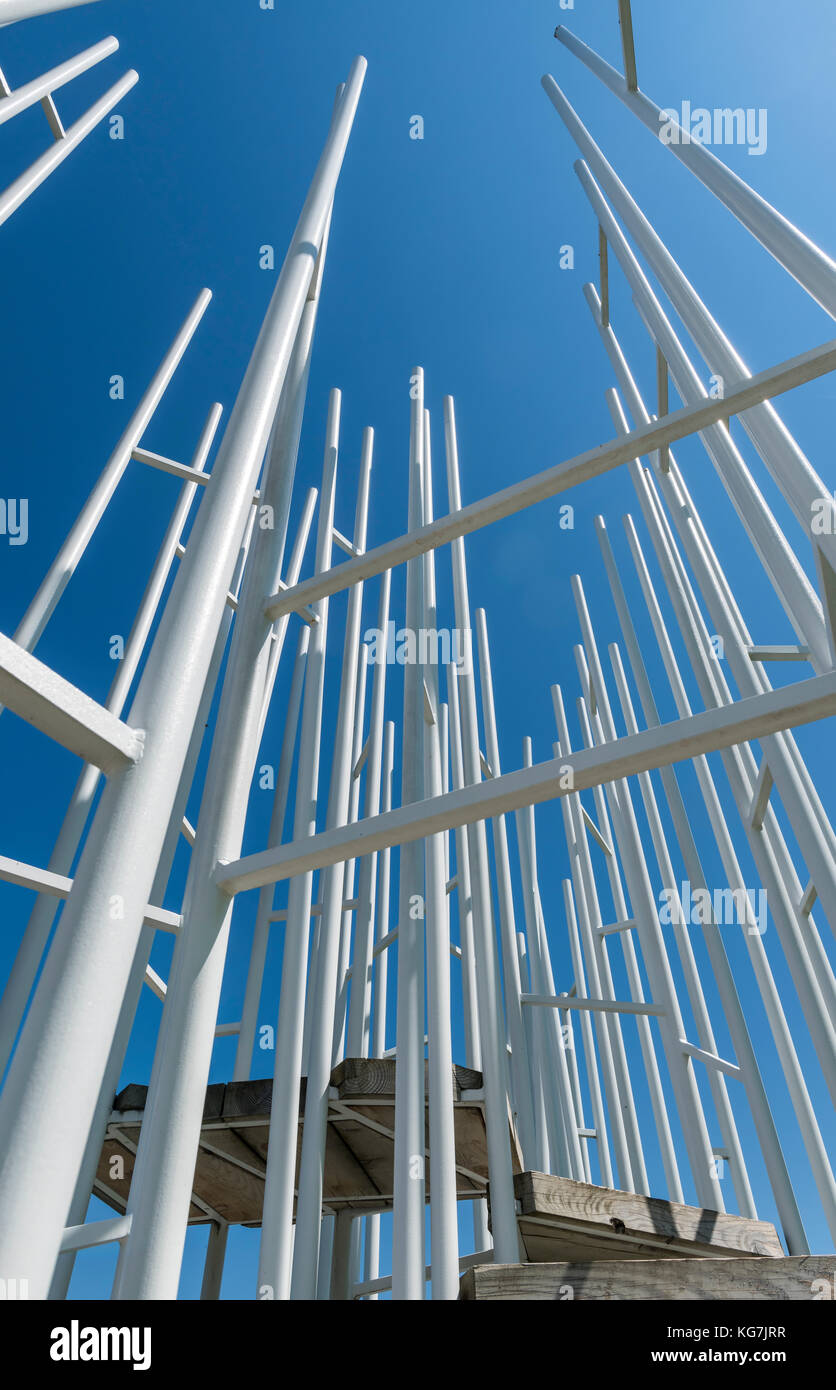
[589,296,836,992]
[545,45,836,319]
[113,191,352,1298]
[571,694,683,1202]
[578,652,755,1216]
[8,290,212,663]
[292,429,374,1299]
[0,36,119,123]
[620,505,836,1238]
[443,395,518,1264]
[48,510,256,1302]
[569,578,724,1209]
[552,688,638,1192]
[0,400,221,1079]
[596,514,808,1250]
[474,608,536,1164]
[421,407,460,1301]
[542,80,836,577]
[576,161,829,670]
[0,0,104,23]
[445,665,480,1072]
[0,69,139,226]
[333,649,370,1063]
[631,486,836,1077]
[561,876,613,1187]
[234,622,309,1080]
[392,367,428,1300]
[371,721,395,1059]
[257,390,342,1302]
[572,689,683,1202]
[0,59,367,1299]
[346,570,392,1057]
[514,740,583,1180]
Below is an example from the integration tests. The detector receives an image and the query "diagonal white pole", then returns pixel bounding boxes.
[547,37,836,318]
[0,57,366,1300]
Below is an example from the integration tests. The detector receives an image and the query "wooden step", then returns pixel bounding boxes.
[95,1060,522,1225]
[460,1256,835,1301]
[500,1172,784,1262]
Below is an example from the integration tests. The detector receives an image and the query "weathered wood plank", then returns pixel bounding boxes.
[460,1256,836,1301]
[509,1172,783,1260]
[100,1060,497,1225]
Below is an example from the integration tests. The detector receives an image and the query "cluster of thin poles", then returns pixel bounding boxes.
[0,0,136,227]
[0,7,834,1303]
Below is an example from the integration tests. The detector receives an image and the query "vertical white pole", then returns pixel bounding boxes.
[443,396,518,1264]
[569,577,725,1209]
[474,609,536,1164]
[596,514,807,1250]
[258,390,342,1302]
[292,430,373,1298]
[234,622,310,1081]
[392,368,428,1300]
[333,648,371,1063]
[618,506,836,1239]
[371,722,395,1059]
[0,400,222,1079]
[346,571,392,1057]
[561,877,614,1187]
[421,408,460,1300]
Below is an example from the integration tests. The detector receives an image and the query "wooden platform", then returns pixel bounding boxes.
[460,1256,835,1301]
[503,1172,784,1262]
[95,1059,523,1225]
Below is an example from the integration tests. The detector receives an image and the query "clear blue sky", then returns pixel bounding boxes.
[0,0,834,1297]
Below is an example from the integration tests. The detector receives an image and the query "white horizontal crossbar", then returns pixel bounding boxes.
[747,644,811,663]
[214,670,836,896]
[0,631,144,772]
[264,337,836,621]
[131,446,209,486]
[522,993,664,1017]
[680,1039,742,1080]
[0,35,118,125]
[60,1214,131,1254]
[597,917,636,936]
[0,852,180,933]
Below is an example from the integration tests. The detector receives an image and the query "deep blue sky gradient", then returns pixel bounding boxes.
[0,0,834,1297]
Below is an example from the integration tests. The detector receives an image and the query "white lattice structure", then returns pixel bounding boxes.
[0,7,834,1302]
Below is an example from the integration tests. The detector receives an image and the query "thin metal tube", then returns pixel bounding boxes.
[346,571,392,1057]
[0,69,139,227]
[0,400,221,1080]
[443,395,518,1265]
[257,390,342,1302]
[0,36,118,124]
[292,429,373,1299]
[542,80,836,575]
[9,290,212,661]
[546,42,836,319]
[474,608,536,1164]
[392,368,428,1300]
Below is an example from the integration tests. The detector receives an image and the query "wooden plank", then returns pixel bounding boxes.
[330,1057,482,1101]
[460,1256,836,1301]
[98,1061,498,1226]
[510,1172,784,1260]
